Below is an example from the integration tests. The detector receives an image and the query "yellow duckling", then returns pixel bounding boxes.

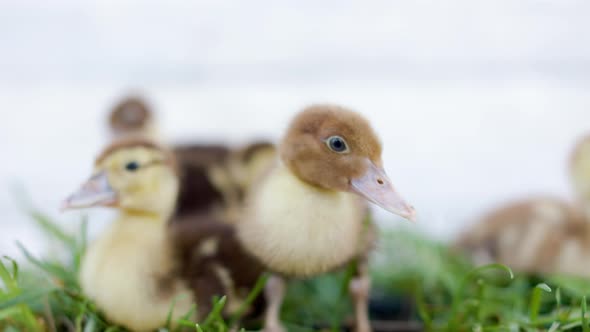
[62,139,265,331]
[457,134,590,277]
[571,134,590,219]
[236,105,416,332]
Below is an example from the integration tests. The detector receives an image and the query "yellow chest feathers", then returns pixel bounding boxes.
[80,217,193,331]
[238,165,368,277]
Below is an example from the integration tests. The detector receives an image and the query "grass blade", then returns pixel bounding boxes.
[0,288,55,310]
[2,256,19,281]
[529,283,551,324]
[28,210,76,250]
[583,296,589,332]
[165,293,187,329]
[201,296,227,329]
[229,274,268,325]
[0,258,18,292]
[83,316,97,332]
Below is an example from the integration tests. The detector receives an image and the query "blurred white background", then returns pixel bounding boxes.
[1,0,589,257]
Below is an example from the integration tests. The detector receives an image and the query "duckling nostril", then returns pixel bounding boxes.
[377,178,384,185]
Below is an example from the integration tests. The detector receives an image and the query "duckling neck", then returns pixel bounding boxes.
[117,209,169,224]
[238,163,367,277]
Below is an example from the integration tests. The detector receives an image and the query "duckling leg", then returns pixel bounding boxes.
[262,274,286,332]
[349,260,372,332]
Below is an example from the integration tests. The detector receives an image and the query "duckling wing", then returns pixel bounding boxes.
[168,218,266,318]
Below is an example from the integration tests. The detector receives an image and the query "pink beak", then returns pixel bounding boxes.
[350,160,416,222]
[61,171,118,211]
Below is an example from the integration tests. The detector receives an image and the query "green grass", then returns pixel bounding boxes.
[3,210,590,331]
[372,229,590,331]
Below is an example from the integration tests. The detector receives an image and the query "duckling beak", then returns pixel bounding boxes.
[350,161,416,222]
[61,171,118,211]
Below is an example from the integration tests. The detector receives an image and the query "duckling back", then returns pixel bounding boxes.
[173,141,276,221]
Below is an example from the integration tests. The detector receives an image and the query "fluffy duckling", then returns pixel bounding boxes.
[236,105,416,332]
[457,134,590,277]
[62,139,265,331]
[107,95,277,219]
[571,134,590,219]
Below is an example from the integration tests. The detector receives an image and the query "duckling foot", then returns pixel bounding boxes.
[262,275,286,332]
[262,323,286,332]
[349,275,372,332]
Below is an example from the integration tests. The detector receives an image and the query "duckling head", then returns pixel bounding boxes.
[63,139,179,219]
[571,134,590,214]
[109,96,158,140]
[280,104,416,221]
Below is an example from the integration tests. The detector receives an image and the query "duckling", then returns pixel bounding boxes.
[62,139,265,331]
[456,134,590,277]
[107,95,277,219]
[571,134,590,219]
[108,96,159,141]
[236,105,416,332]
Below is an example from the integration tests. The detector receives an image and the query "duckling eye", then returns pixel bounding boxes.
[125,161,140,172]
[326,136,349,153]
